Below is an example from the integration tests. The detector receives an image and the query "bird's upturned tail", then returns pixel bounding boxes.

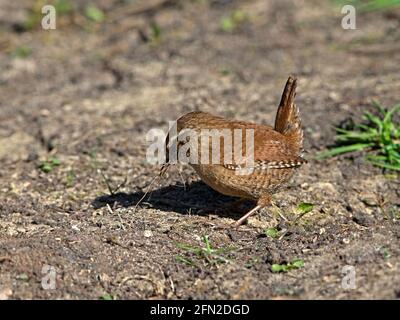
[274,76,303,153]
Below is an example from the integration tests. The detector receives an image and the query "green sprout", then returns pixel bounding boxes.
[297,203,314,214]
[99,293,114,300]
[175,235,235,267]
[54,0,73,15]
[150,22,162,43]
[271,259,305,273]
[220,10,247,32]
[85,4,105,23]
[317,102,400,171]
[65,170,75,187]
[38,157,61,173]
[11,47,32,59]
[265,227,280,238]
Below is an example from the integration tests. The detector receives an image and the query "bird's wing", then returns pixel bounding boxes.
[173,112,305,169]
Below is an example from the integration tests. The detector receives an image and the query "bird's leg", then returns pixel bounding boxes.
[234,195,271,227]
[234,205,262,227]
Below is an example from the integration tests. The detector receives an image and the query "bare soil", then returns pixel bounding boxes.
[0,0,399,299]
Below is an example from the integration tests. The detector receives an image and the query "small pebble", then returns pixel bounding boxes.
[144,230,153,238]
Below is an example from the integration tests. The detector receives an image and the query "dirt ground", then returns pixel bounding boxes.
[0,0,399,300]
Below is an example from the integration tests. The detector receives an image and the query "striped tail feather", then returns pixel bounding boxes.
[223,157,307,171]
[274,76,303,153]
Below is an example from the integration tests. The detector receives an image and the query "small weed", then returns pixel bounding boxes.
[380,247,391,260]
[264,227,280,238]
[85,4,105,23]
[38,157,61,173]
[220,10,247,32]
[262,203,314,241]
[317,101,400,171]
[271,259,304,273]
[54,0,73,15]
[138,22,162,45]
[64,170,75,187]
[99,293,114,300]
[290,202,314,225]
[24,14,41,31]
[10,47,32,59]
[175,235,235,267]
[23,0,43,31]
[175,255,196,267]
[297,202,314,214]
[147,22,162,44]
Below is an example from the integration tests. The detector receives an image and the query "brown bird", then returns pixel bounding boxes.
[162,76,305,227]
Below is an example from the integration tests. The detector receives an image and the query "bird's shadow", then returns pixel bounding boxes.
[92,181,254,219]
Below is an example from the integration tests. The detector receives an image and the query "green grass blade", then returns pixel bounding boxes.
[321,100,399,171]
[336,131,377,142]
[357,0,400,12]
[364,112,383,131]
[383,104,400,123]
[316,143,372,159]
